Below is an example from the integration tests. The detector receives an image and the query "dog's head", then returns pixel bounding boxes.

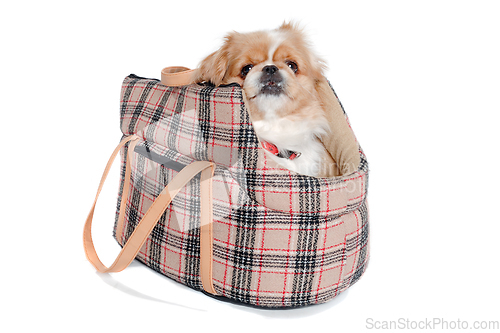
[196,22,326,120]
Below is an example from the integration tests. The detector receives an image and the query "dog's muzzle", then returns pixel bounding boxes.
[260,65,284,95]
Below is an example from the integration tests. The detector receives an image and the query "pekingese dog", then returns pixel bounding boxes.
[196,23,360,177]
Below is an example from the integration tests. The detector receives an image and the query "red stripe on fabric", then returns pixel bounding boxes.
[229,87,236,179]
[213,237,345,253]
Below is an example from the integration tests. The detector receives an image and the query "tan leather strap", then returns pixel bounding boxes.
[161,66,199,87]
[83,135,217,294]
[115,136,139,243]
[199,162,216,294]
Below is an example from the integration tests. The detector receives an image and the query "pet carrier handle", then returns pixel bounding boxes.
[83,135,217,295]
[161,66,199,86]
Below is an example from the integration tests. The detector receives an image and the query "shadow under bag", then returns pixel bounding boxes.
[83,69,369,308]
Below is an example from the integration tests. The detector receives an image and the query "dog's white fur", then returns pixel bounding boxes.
[252,117,329,177]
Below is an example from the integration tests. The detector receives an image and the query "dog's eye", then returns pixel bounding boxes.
[240,64,254,78]
[286,61,298,73]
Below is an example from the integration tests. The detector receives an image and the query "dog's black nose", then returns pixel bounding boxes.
[260,65,283,95]
[263,65,279,75]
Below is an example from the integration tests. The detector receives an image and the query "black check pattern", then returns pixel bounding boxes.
[113,75,370,308]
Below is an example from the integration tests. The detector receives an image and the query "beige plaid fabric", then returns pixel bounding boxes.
[114,75,369,307]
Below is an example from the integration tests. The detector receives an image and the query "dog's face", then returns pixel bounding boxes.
[197,23,326,121]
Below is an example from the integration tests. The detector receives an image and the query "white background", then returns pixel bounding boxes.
[1,0,499,332]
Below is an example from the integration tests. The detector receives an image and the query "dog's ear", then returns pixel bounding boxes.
[196,34,235,86]
[196,50,228,86]
[315,76,360,175]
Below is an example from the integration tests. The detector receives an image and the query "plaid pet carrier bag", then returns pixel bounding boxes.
[83,66,369,308]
